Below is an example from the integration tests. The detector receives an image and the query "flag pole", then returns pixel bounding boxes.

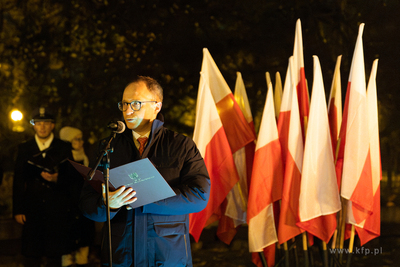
[283,241,290,267]
[258,252,268,267]
[322,241,329,267]
[345,225,356,267]
[329,230,337,267]
[302,233,309,267]
[330,137,346,266]
[338,198,347,264]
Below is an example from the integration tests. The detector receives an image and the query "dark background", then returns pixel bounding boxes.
[1,1,400,266]
[1,0,399,178]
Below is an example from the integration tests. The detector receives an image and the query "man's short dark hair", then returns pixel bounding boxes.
[130,76,163,102]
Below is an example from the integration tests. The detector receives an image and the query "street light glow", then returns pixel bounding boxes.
[11,110,23,121]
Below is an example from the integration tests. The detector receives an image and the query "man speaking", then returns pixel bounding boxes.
[79,76,210,267]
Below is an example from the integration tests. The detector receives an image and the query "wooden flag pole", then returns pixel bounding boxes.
[329,230,337,267]
[337,198,347,264]
[322,241,329,267]
[345,225,356,267]
[302,233,309,267]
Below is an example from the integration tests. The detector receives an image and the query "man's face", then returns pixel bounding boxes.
[33,121,55,140]
[122,81,161,135]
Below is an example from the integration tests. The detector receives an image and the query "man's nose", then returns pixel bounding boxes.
[125,105,134,115]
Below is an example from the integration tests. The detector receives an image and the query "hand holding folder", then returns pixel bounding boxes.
[69,158,176,209]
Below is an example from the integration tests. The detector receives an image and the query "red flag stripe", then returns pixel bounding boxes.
[216,93,255,153]
[189,126,239,242]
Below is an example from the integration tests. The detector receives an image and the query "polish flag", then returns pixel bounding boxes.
[225,72,256,228]
[277,64,293,170]
[200,48,255,153]
[194,48,255,244]
[327,55,343,161]
[278,57,305,244]
[297,56,341,243]
[248,76,283,267]
[339,24,375,243]
[189,71,240,242]
[293,19,310,140]
[354,59,381,245]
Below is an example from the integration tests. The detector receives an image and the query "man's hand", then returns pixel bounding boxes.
[102,184,137,209]
[15,214,26,225]
[41,171,58,183]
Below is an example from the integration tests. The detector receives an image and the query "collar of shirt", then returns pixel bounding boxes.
[35,133,54,157]
[132,130,150,150]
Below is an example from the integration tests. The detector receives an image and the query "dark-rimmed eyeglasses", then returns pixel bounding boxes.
[118,100,157,111]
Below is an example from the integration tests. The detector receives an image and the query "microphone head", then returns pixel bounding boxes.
[107,120,126,133]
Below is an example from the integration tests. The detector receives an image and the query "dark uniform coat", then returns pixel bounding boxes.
[79,115,211,267]
[13,137,84,257]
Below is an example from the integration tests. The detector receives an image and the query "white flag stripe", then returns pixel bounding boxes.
[289,56,303,170]
[201,48,231,102]
[193,73,223,157]
[367,59,380,192]
[257,77,279,150]
[234,72,253,124]
[280,64,292,113]
[341,23,370,200]
[248,204,277,252]
[299,56,341,221]
[293,19,304,83]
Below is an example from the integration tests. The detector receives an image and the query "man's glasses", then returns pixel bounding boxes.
[118,100,157,111]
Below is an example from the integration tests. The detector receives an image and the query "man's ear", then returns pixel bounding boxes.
[155,102,162,113]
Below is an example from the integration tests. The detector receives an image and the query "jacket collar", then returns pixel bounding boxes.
[121,113,165,146]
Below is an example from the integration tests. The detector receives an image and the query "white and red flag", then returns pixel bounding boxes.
[248,75,283,267]
[293,18,310,140]
[225,72,256,227]
[338,24,376,245]
[277,64,292,170]
[354,59,381,245]
[278,57,305,244]
[190,48,256,244]
[297,56,341,243]
[189,72,240,242]
[327,55,343,161]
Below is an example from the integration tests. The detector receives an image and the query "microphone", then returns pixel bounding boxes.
[87,120,125,181]
[107,120,125,133]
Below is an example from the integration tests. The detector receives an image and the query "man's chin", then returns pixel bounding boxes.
[125,121,138,130]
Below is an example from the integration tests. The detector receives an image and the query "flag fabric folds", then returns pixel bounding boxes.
[355,59,381,245]
[297,56,341,243]
[247,75,283,267]
[293,19,310,140]
[225,72,256,227]
[189,71,240,242]
[327,55,343,160]
[190,48,255,244]
[336,24,377,246]
[340,23,372,222]
[278,57,305,244]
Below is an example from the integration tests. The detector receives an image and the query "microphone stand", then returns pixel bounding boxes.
[86,133,116,267]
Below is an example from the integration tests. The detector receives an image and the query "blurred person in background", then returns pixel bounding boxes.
[13,107,83,267]
[60,126,95,267]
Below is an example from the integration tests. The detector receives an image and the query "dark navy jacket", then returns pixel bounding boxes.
[79,114,210,266]
[13,137,84,257]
